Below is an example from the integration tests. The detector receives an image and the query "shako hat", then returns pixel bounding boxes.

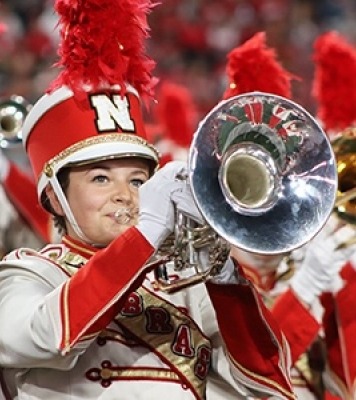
[22,0,159,200]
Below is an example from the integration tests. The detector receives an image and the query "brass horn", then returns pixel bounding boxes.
[154,92,338,292]
[317,129,356,250]
[332,129,356,224]
[0,95,32,149]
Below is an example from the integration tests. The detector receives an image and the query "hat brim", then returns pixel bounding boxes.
[38,138,159,196]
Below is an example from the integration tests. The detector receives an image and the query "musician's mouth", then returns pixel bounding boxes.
[112,207,138,225]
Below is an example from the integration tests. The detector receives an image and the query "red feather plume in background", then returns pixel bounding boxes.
[49,0,158,103]
[154,81,197,148]
[313,31,356,134]
[223,32,297,100]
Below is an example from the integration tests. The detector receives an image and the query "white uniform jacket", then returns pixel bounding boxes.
[0,228,295,399]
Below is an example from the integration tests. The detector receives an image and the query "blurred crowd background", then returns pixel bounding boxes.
[0,0,356,125]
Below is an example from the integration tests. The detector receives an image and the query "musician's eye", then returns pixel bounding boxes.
[130,178,146,188]
[92,174,109,183]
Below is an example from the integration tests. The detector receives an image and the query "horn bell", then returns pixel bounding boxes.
[333,129,356,224]
[188,92,338,255]
[0,95,32,149]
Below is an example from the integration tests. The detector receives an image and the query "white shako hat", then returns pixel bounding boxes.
[21,0,160,243]
[22,83,159,200]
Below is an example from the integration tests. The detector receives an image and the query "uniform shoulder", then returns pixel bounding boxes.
[0,243,73,281]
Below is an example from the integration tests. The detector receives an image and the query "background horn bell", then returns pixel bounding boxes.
[0,95,32,149]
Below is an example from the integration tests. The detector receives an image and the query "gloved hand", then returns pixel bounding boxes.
[136,161,186,249]
[290,224,356,305]
[0,148,10,182]
[289,213,346,269]
[211,257,240,284]
[172,182,213,274]
[172,183,237,283]
[350,248,356,271]
[171,182,205,225]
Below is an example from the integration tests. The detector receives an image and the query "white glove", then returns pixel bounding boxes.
[290,224,356,305]
[350,251,356,271]
[212,257,240,284]
[136,161,186,249]
[314,213,341,241]
[172,183,212,273]
[171,182,204,225]
[0,149,10,182]
[172,184,237,283]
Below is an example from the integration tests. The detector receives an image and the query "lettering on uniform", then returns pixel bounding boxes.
[120,292,143,316]
[117,288,212,386]
[194,345,211,380]
[90,94,135,132]
[145,307,173,334]
[172,324,194,358]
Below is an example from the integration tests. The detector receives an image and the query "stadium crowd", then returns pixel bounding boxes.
[0,0,356,121]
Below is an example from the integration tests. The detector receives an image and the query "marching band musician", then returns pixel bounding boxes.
[0,24,54,255]
[0,1,295,399]
[231,219,356,400]
[220,30,356,400]
[0,147,49,258]
[309,30,356,399]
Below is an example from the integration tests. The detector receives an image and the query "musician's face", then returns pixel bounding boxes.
[53,158,150,247]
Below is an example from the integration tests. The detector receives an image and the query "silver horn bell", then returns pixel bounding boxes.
[188,91,337,255]
[0,95,32,149]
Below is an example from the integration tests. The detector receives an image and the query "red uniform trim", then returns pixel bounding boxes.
[59,227,154,352]
[325,394,343,400]
[322,262,356,394]
[3,163,51,242]
[206,280,295,399]
[62,235,97,258]
[272,288,320,363]
[240,262,277,291]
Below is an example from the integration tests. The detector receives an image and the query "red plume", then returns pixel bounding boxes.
[313,31,356,133]
[0,24,6,35]
[49,0,158,102]
[223,32,297,100]
[155,81,197,148]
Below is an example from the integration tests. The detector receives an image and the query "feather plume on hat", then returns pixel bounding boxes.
[49,0,158,104]
[223,32,297,100]
[22,0,161,201]
[313,31,356,135]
